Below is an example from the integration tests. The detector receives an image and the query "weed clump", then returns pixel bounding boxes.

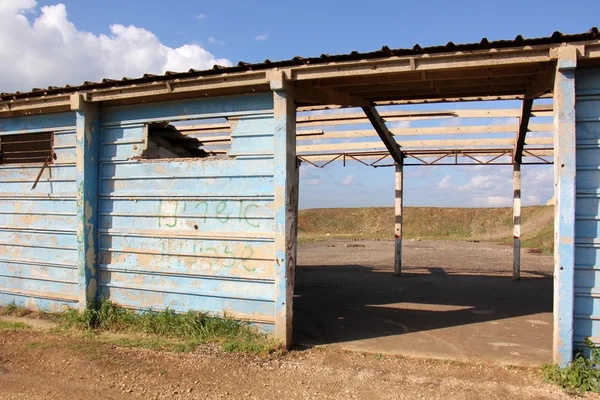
[542,339,600,393]
[59,299,279,355]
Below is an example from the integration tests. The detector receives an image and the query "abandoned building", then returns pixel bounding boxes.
[0,28,599,367]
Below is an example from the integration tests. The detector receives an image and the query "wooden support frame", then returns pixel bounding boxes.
[362,106,404,164]
[513,98,535,163]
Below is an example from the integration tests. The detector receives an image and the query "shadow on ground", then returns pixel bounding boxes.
[293,263,553,363]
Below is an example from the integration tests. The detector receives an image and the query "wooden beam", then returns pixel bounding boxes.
[297,137,553,153]
[295,85,367,107]
[513,98,535,163]
[294,123,553,142]
[361,106,403,164]
[314,64,545,88]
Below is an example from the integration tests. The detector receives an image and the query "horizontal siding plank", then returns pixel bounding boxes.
[0,213,76,231]
[99,286,274,324]
[0,113,75,135]
[100,214,273,233]
[0,165,76,181]
[99,234,273,260]
[98,250,274,280]
[99,198,273,219]
[0,275,77,300]
[101,158,274,179]
[98,270,275,302]
[0,199,76,214]
[100,176,275,197]
[0,292,76,311]
[0,243,77,265]
[0,262,77,283]
[102,94,273,125]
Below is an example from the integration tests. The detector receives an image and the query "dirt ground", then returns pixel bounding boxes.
[295,239,554,365]
[0,327,585,400]
[0,239,586,399]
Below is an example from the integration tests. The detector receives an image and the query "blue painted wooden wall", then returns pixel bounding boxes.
[97,93,279,331]
[0,112,79,311]
[0,93,289,335]
[574,68,600,348]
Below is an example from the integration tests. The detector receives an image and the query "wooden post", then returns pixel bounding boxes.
[513,162,521,281]
[394,157,403,276]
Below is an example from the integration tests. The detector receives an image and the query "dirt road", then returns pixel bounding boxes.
[0,327,579,400]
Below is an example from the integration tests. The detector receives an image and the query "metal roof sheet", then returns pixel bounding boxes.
[1,28,598,101]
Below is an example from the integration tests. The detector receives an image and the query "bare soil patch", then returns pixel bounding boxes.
[0,327,587,399]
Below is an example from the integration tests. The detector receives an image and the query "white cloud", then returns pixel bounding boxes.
[208,36,225,46]
[0,1,232,93]
[255,33,269,41]
[437,174,452,189]
[342,175,354,186]
[388,120,411,129]
[194,13,207,20]
[474,196,512,207]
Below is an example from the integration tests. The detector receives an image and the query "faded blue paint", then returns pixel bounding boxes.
[97,93,279,330]
[272,85,298,347]
[0,92,289,338]
[0,113,78,310]
[75,104,101,309]
[573,67,600,359]
[554,55,577,367]
[102,93,273,126]
[0,112,75,135]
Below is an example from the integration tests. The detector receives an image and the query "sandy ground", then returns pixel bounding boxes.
[0,239,587,399]
[0,327,585,400]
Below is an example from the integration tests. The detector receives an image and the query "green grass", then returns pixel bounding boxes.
[58,299,280,355]
[0,320,30,330]
[1,301,33,317]
[542,339,600,394]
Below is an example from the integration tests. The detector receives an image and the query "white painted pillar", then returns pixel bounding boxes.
[513,162,521,281]
[394,158,403,276]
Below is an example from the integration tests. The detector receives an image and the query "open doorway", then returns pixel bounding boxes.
[292,101,554,365]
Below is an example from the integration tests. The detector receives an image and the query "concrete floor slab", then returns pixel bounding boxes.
[294,239,553,365]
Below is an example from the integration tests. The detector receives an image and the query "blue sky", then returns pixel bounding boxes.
[6,0,600,209]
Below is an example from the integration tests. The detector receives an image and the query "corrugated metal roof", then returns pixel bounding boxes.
[1,28,599,101]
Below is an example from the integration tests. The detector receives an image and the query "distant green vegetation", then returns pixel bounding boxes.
[298,206,554,254]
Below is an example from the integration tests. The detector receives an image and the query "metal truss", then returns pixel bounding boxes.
[297,147,554,168]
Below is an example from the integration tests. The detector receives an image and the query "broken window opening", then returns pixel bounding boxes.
[0,132,54,165]
[142,122,231,160]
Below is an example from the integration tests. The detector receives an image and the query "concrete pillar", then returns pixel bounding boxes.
[73,95,101,310]
[513,162,521,281]
[394,157,403,276]
[553,47,577,367]
[271,73,297,348]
